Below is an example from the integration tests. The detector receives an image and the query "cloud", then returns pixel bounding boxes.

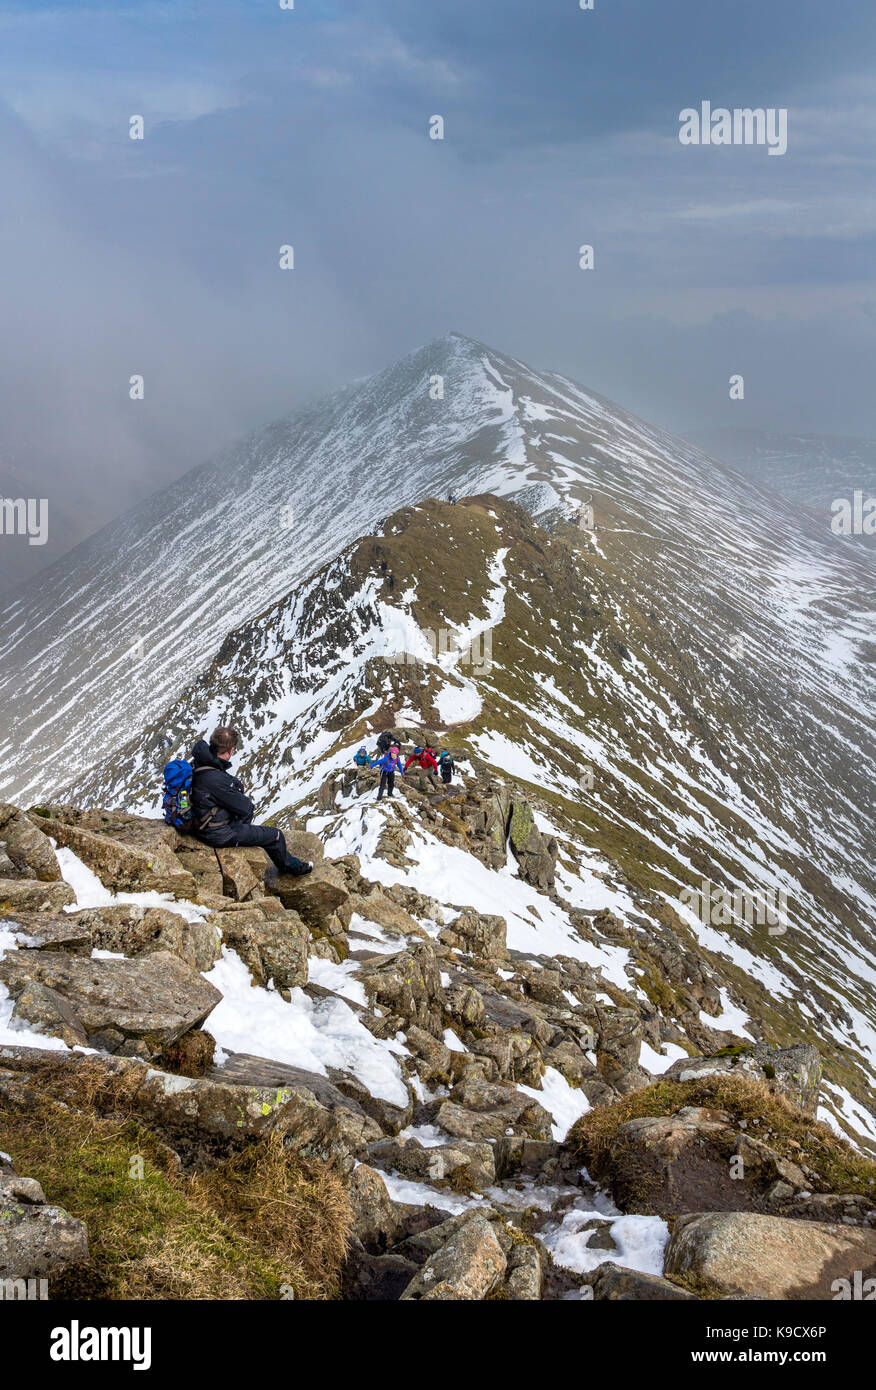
[0,0,875,589]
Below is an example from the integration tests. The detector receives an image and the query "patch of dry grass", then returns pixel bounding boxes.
[1,1092,351,1300]
[566,1073,876,1196]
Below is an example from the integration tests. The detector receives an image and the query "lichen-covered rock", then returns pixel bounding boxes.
[219,912,309,992]
[435,1076,553,1142]
[356,942,444,1036]
[505,1241,544,1300]
[663,1211,876,1299]
[347,1164,402,1250]
[0,1044,383,1171]
[0,804,60,881]
[270,861,349,925]
[403,1024,452,1084]
[9,980,89,1048]
[0,1168,89,1282]
[0,913,91,955]
[0,950,221,1051]
[28,813,196,898]
[71,904,221,973]
[440,908,507,962]
[400,1212,507,1300]
[0,879,76,915]
[595,1006,650,1094]
[215,847,263,902]
[583,1260,696,1301]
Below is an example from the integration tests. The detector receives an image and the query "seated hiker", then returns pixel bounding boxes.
[189,726,312,877]
[438,750,455,784]
[375,730,394,755]
[353,746,370,767]
[370,744,404,800]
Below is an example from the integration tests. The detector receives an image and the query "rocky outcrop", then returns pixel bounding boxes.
[28,810,196,898]
[218,911,310,994]
[663,1043,823,1116]
[271,861,349,924]
[367,1135,496,1191]
[69,904,221,973]
[440,908,507,962]
[0,879,76,914]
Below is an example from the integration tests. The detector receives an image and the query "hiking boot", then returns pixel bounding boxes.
[286,859,313,877]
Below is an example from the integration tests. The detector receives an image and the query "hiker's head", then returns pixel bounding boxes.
[391,745,399,756]
[413,747,422,755]
[210,725,240,762]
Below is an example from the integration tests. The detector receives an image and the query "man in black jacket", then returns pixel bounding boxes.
[189,726,312,878]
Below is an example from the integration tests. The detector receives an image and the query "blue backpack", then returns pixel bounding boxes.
[162,760,197,830]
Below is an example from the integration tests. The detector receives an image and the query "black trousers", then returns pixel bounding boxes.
[377,771,395,800]
[199,820,308,875]
[441,767,452,784]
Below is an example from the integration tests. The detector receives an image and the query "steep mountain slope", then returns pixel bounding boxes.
[691,426,876,548]
[64,493,876,1148]
[4,332,871,803]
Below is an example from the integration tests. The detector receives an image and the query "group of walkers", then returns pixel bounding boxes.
[353,732,455,801]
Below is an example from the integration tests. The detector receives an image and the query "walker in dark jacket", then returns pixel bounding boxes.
[189,739,310,876]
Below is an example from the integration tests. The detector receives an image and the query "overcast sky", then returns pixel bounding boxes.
[1,0,875,581]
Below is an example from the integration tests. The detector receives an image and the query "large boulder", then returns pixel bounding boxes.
[70,904,221,973]
[356,942,445,1035]
[400,1212,507,1300]
[0,804,60,882]
[270,861,349,926]
[0,880,76,915]
[663,1043,822,1117]
[435,1076,553,1142]
[29,812,196,898]
[602,1106,761,1217]
[219,912,309,993]
[0,1169,89,1282]
[440,908,507,962]
[0,950,221,1052]
[663,1211,876,1299]
[367,1135,496,1191]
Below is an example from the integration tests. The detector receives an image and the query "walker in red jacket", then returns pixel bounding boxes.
[404,746,439,773]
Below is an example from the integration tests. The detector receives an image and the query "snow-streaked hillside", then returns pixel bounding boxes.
[4,332,872,806]
[62,490,876,1148]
